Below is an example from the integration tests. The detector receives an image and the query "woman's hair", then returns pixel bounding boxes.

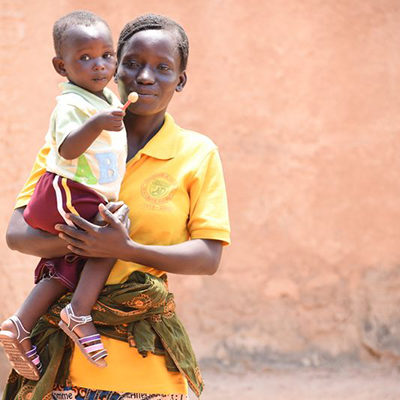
[117,14,189,71]
[53,10,110,57]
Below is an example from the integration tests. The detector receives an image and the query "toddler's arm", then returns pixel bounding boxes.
[59,109,125,160]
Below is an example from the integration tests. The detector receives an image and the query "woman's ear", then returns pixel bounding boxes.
[52,57,67,77]
[176,71,187,92]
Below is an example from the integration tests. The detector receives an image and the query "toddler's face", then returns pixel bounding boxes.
[59,23,116,95]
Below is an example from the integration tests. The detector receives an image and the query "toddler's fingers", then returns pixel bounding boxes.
[108,126,124,132]
[111,109,125,117]
[110,124,123,131]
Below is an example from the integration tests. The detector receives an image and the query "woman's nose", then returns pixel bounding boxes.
[136,65,155,84]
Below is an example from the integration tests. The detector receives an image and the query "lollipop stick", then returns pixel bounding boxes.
[122,101,131,111]
[122,92,138,111]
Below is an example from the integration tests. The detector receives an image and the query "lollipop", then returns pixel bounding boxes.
[122,92,139,111]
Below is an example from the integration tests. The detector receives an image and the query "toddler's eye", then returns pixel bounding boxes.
[80,55,90,61]
[103,53,114,59]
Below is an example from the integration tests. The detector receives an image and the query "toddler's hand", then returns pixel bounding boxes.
[93,109,125,131]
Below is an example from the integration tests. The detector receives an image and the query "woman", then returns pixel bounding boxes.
[3,13,230,400]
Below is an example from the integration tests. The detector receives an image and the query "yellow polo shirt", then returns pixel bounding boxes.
[15,113,231,394]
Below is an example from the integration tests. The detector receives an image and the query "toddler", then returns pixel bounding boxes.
[0,10,129,379]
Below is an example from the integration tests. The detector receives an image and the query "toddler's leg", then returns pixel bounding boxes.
[0,278,67,379]
[59,258,115,367]
[66,258,114,337]
[1,277,67,353]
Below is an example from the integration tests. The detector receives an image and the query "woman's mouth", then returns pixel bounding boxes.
[137,91,157,98]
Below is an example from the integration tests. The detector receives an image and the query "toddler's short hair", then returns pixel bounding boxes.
[53,10,110,57]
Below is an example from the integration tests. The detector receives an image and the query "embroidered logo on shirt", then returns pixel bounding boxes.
[141,173,177,204]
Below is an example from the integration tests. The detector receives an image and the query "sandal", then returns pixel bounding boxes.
[58,304,107,367]
[0,316,42,380]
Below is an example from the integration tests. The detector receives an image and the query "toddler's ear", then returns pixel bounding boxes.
[52,57,67,77]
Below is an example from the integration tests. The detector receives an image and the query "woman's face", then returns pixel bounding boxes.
[116,29,186,116]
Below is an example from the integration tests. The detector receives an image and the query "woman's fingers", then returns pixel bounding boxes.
[120,207,131,230]
[105,201,124,214]
[55,223,81,237]
[58,232,85,247]
[98,204,120,226]
[66,213,98,232]
[54,204,131,258]
[103,203,131,231]
[123,213,131,231]
[66,245,87,256]
[114,204,130,223]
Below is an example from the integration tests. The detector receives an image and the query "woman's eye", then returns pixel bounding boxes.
[80,55,90,61]
[158,64,170,71]
[123,60,139,68]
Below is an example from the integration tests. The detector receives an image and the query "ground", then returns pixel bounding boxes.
[1,349,399,399]
[200,365,400,400]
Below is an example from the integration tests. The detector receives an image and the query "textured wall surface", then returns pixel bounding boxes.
[1,0,400,378]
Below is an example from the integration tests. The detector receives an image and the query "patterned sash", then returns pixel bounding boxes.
[2,271,203,400]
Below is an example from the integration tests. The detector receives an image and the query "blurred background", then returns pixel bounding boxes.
[2,0,400,398]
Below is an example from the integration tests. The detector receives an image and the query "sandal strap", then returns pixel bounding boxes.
[64,304,93,333]
[79,333,101,344]
[92,349,108,362]
[78,333,108,362]
[60,304,108,365]
[26,345,43,373]
[25,346,38,358]
[84,343,104,353]
[9,316,31,343]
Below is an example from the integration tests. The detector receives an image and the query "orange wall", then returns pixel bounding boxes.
[1,0,400,371]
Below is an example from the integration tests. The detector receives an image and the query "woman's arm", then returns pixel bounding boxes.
[7,203,131,259]
[6,207,69,258]
[56,205,223,276]
[126,238,222,275]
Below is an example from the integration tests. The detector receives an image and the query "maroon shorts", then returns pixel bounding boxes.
[23,172,106,290]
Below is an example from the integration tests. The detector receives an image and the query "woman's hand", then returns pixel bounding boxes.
[10,203,223,275]
[55,201,223,275]
[55,203,132,259]
[91,201,131,231]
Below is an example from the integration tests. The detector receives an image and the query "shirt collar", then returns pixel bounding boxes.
[59,82,121,108]
[139,113,180,160]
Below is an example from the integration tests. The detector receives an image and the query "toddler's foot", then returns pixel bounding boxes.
[1,318,32,354]
[0,316,42,380]
[59,304,107,368]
